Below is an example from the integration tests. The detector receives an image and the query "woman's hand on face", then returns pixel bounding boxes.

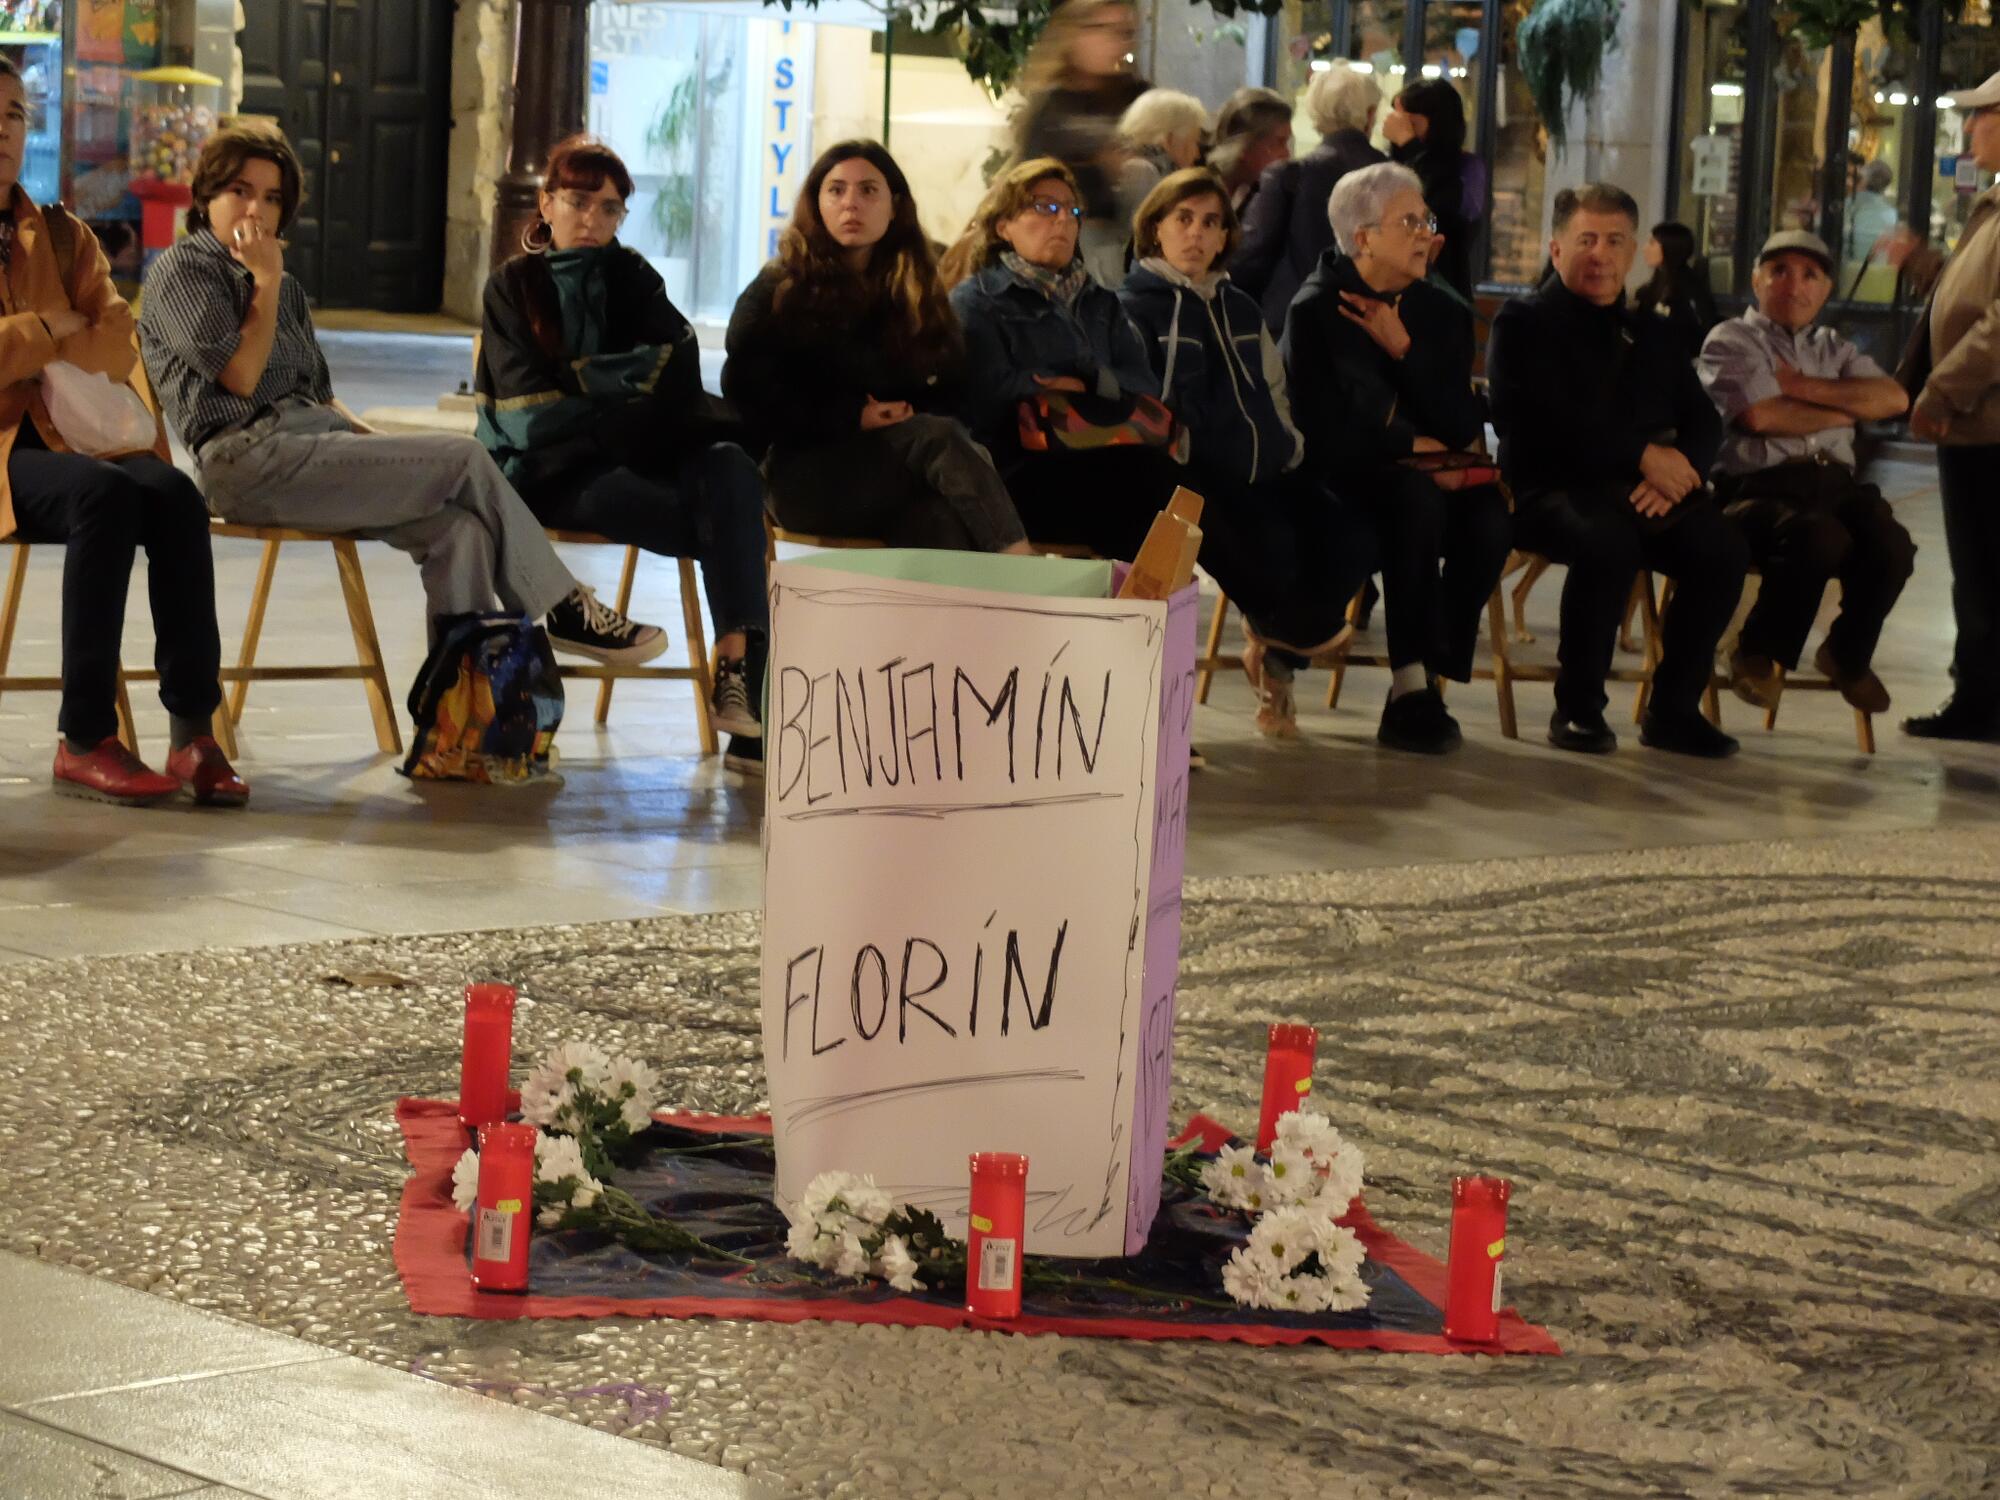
[1337,291,1413,360]
[1033,374,1088,394]
[1382,106,1417,148]
[40,308,88,342]
[860,397,914,431]
[229,218,285,286]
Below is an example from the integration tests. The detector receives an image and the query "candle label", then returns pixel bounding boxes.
[475,1206,513,1263]
[978,1236,1017,1292]
[1491,1266,1503,1314]
[1294,1078,1312,1094]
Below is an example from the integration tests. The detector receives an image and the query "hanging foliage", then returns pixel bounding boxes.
[1516,0,1622,151]
[1779,0,1924,50]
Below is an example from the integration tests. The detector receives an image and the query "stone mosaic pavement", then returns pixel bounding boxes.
[3,827,1997,1498]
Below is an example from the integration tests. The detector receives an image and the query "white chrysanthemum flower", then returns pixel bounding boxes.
[521,1041,613,1126]
[832,1230,873,1279]
[1263,1142,1322,1206]
[533,1131,590,1186]
[785,1221,827,1264]
[1221,1245,1282,1308]
[1250,1206,1322,1275]
[799,1171,856,1223]
[1200,1144,1264,1210]
[451,1148,481,1214]
[570,1181,600,1211]
[606,1055,660,1134]
[878,1233,920,1292]
[1272,1110,1366,1214]
[841,1177,893,1225]
[538,1203,565,1228]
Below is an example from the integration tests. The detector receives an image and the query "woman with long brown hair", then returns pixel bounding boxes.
[476,134,770,759]
[943,157,1179,561]
[722,139,1030,554]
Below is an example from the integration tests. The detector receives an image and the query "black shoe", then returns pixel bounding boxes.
[1901,697,2000,742]
[1547,709,1617,755]
[1640,708,1740,758]
[544,587,667,665]
[723,733,764,777]
[1376,686,1461,754]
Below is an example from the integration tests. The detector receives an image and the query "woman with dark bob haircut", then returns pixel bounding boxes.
[477,133,772,760]
[140,126,666,679]
[722,140,1031,554]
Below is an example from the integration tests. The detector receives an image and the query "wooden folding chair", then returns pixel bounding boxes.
[1487,553,1663,740]
[1,539,139,751]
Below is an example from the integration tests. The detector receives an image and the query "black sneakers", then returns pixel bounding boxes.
[724,733,764,777]
[1376,685,1461,754]
[1901,696,1999,742]
[544,587,667,665]
[711,633,765,739]
[1548,709,1617,755]
[1639,708,1740,758]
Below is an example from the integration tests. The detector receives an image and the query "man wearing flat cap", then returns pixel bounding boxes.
[1698,228,1914,714]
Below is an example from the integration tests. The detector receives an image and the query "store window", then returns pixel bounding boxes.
[1420,0,1483,126]
[1675,0,1748,294]
[1483,0,1547,286]
[1842,17,1923,301]
[1768,29,1830,238]
[1935,0,2000,253]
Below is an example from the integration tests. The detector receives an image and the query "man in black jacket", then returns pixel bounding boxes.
[1487,182,1748,758]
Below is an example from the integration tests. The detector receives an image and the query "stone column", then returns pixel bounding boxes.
[489,0,593,270]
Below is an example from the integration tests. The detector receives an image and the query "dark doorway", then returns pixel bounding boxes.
[237,0,453,311]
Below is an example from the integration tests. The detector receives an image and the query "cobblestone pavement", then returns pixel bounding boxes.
[3,827,1997,1497]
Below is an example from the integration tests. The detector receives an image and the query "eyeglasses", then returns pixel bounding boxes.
[1370,211,1438,237]
[555,191,628,226]
[1029,199,1086,221]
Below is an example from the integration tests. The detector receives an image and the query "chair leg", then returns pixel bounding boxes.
[209,700,238,760]
[595,544,643,726]
[764,515,779,565]
[228,538,281,727]
[1486,585,1518,739]
[114,670,137,753]
[1196,590,1230,704]
[1509,555,1546,644]
[1633,573,1665,723]
[0,542,26,712]
[1856,710,1875,754]
[330,538,404,756]
[676,555,718,755]
[1761,666,1783,732]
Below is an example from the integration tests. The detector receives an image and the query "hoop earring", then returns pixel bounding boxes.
[521,217,554,254]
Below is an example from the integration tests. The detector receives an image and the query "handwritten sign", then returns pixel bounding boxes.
[760,553,1193,1258]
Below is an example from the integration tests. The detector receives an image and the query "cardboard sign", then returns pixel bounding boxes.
[760,552,1193,1258]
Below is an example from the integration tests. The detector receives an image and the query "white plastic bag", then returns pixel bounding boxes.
[40,360,157,457]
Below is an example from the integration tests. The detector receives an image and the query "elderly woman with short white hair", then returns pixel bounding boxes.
[1280,160,1511,756]
[1231,67,1385,331]
[1113,89,1209,252]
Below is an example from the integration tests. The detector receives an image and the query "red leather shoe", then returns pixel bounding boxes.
[164,735,250,807]
[52,736,181,806]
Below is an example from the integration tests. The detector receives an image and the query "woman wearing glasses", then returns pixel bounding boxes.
[1282,162,1511,754]
[941,158,1179,561]
[723,140,1031,557]
[478,134,771,755]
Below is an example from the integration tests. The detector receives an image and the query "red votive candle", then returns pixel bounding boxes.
[470,1122,537,1294]
[458,982,517,1133]
[1254,1023,1319,1151]
[1443,1175,1511,1343]
[965,1152,1028,1320]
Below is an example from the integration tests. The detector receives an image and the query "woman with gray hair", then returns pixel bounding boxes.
[1231,67,1385,331]
[1280,160,1511,754]
[1207,86,1293,212]
[1114,89,1210,252]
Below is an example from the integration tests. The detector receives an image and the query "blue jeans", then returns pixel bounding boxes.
[527,442,770,637]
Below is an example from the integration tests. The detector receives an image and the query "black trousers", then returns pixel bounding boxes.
[1198,468,1378,653]
[1939,442,2000,709]
[1350,467,1513,682]
[768,415,1027,552]
[1003,443,1182,562]
[1715,461,1915,673]
[8,445,222,746]
[1513,483,1749,720]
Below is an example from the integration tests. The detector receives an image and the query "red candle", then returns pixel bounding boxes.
[457,982,517,1133]
[964,1152,1028,1320]
[1443,1175,1511,1343]
[470,1122,537,1293]
[1254,1023,1318,1151]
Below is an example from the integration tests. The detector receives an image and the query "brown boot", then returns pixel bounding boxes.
[1729,649,1784,710]
[1814,641,1890,714]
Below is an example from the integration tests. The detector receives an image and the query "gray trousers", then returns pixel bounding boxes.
[198,403,575,622]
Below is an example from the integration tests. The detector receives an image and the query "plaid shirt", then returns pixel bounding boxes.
[138,227,333,456]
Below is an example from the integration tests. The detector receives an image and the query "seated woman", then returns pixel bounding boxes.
[1113,89,1208,240]
[139,128,664,682]
[478,134,769,755]
[723,140,1030,557]
[0,58,241,806]
[1119,169,1374,738]
[1283,162,1512,754]
[941,158,1180,561]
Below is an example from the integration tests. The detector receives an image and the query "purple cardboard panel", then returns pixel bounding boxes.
[1126,580,1198,1252]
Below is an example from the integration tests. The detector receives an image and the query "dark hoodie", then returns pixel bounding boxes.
[1118,257,1302,488]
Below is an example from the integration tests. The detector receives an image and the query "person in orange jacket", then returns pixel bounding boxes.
[0,58,243,805]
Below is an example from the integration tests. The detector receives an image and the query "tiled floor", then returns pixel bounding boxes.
[2,334,1995,1497]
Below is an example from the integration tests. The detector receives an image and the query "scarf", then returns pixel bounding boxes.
[1001,250,1090,309]
[544,244,613,358]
